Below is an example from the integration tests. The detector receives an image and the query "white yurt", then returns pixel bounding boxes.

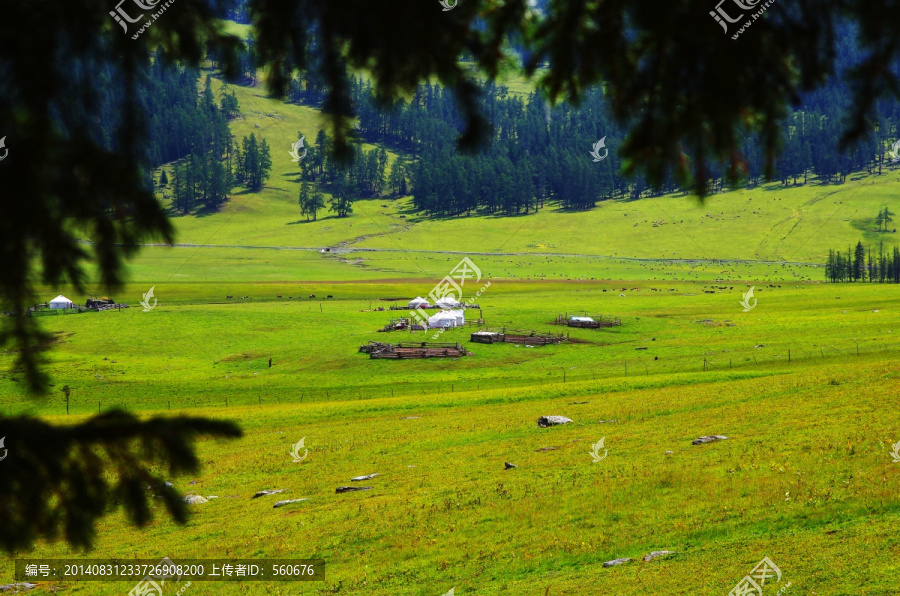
[49,295,74,309]
[427,309,465,329]
[434,297,461,309]
[570,316,594,323]
[408,296,430,309]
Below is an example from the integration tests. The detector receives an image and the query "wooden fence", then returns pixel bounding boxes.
[471,328,567,346]
[554,314,622,328]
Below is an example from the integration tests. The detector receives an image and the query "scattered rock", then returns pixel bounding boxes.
[643,551,673,562]
[0,583,36,592]
[206,496,218,499]
[351,474,378,482]
[401,416,421,420]
[188,480,197,485]
[504,462,518,469]
[570,401,589,405]
[692,435,728,445]
[665,451,673,455]
[336,486,374,494]
[536,446,559,452]
[538,416,572,428]
[252,489,286,499]
[273,498,308,509]
[603,558,631,568]
[184,495,208,504]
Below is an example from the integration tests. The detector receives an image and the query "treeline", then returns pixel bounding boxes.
[278,20,900,216]
[826,241,900,283]
[295,129,392,218]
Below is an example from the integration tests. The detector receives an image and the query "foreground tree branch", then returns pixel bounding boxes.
[0,412,242,552]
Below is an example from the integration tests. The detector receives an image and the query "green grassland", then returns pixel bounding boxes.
[2,57,900,596]
[2,281,899,596]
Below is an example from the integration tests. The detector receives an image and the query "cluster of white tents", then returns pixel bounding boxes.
[427,309,465,329]
[407,296,466,329]
[49,295,74,309]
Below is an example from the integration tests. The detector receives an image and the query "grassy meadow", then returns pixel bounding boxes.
[2,47,900,596]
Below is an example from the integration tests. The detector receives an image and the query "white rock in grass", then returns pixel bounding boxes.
[0,583,36,592]
[183,495,208,504]
[537,416,572,428]
[351,474,378,482]
[643,551,674,562]
[692,435,728,445]
[252,489,286,499]
[273,498,308,508]
[603,558,631,568]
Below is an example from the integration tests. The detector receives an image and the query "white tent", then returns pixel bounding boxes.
[570,316,594,323]
[49,295,74,309]
[408,296,430,309]
[434,297,461,309]
[427,309,465,328]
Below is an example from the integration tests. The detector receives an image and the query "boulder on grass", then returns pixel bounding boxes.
[350,474,378,482]
[603,558,631,568]
[643,551,674,562]
[184,495,208,504]
[252,489,286,499]
[0,583,36,592]
[336,486,373,494]
[692,435,728,445]
[273,498,308,508]
[537,416,572,428]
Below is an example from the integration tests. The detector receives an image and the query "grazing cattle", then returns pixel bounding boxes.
[277,295,282,298]
[309,294,315,299]
[226,295,233,299]
[327,295,334,299]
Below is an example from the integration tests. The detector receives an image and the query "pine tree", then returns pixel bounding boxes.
[298,182,311,221]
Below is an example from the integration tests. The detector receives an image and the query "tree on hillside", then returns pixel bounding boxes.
[877,206,895,231]
[854,241,866,282]
[219,84,241,120]
[328,175,354,217]
[298,181,326,221]
[236,133,273,191]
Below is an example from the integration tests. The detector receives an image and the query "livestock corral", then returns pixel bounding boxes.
[471,329,567,346]
[358,341,472,359]
[554,313,622,328]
